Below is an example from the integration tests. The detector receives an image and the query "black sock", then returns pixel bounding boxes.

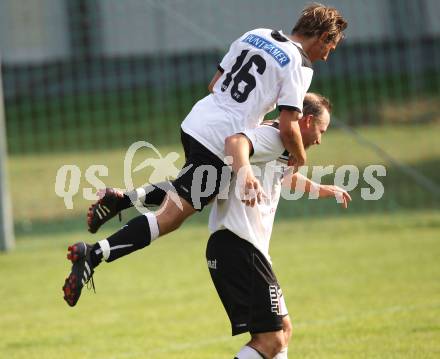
[90,245,102,268]
[112,182,169,214]
[125,182,170,208]
[93,215,153,263]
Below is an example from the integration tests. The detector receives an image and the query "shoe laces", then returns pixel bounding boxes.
[86,275,96,293]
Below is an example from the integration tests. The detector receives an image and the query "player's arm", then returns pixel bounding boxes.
[208,70,223,93]
[279,109,307,169]
[282,172,352,208]
[225,134,252,173]
[225,133,265,207]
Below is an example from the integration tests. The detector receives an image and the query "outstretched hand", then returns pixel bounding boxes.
[319,185,352,208]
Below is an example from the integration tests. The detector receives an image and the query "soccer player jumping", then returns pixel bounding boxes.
[62,4,347,307]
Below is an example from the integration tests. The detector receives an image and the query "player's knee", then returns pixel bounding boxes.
[253,331,285,358]
[273,332,285,356]
[267,333,285,357]
[156,196,195,234]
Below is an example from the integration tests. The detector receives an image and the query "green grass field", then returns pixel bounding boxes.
[1,211,439,358]
[2,122,439,358]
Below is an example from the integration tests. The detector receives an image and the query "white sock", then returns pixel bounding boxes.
[273,347,288,359]
[145,212,159,241]
[235,345,265,359]
[97,239,111,261]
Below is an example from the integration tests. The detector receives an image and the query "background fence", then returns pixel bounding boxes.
[1,0,439,236]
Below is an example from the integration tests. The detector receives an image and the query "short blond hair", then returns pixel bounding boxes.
[303,92,332,123]
[292,3,348,43]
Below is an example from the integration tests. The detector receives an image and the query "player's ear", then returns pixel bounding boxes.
[305,114,313,128]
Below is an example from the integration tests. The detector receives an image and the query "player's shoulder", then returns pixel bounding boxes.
[241,28,293,49]
[246,29,312,69]
[244,121,280,145]
[242,28,271,35]
[261,120,280,132]
[260,121,289,164]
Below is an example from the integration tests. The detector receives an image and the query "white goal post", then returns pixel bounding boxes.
[0,56,14,251]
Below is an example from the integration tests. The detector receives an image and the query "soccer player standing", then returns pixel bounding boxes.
[207,93,351,359]
[62,5,347,307]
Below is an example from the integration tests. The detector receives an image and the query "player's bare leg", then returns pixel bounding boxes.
[155,193,196,235]
[234,331,284,358]
[234,316,291,359]
[277,315,292,358]
[247,331,285,359]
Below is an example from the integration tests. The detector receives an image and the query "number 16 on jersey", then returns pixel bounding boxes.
[221,50,267,103]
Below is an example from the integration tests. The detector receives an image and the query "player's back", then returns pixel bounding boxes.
[212,28,310,126]
[181,28,313,160]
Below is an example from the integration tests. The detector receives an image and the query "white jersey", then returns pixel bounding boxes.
[181,28,313,159]
[208,123,289,262]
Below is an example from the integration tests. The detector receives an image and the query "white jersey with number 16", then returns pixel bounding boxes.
[181,28,313,160]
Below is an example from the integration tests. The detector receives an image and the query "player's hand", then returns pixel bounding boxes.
[241,172,266,207]
[319,185,352,208]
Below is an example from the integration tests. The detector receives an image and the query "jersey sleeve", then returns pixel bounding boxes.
[241,125,284,163]
[277,51,305,113]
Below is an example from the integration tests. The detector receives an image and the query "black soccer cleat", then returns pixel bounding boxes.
[87,188,123,233]
[62,242,95,307]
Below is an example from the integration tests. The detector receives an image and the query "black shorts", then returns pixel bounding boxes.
[206,229,288,336]
[171,130,231,211]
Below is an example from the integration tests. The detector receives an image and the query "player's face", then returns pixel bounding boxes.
[321,36,341,61]
[310,33,342,62]
[301,110,330,149]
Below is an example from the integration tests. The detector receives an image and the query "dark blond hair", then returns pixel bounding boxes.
[303,92,332,121]
[292,3,348,43]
